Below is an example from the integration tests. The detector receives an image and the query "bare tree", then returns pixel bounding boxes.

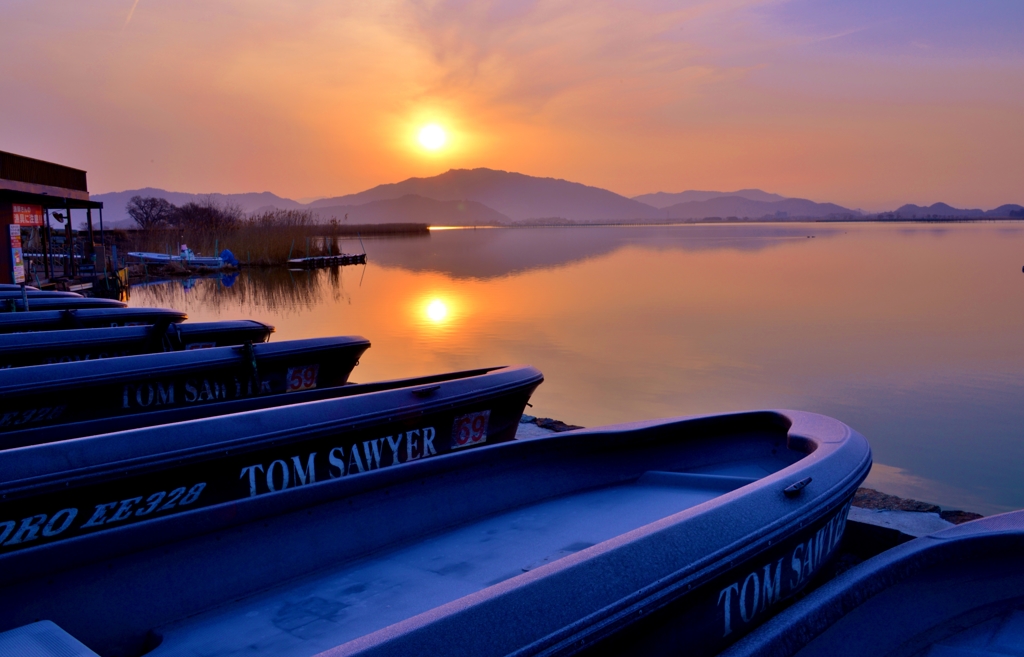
[126,196,177,230]
[173,196,242,233]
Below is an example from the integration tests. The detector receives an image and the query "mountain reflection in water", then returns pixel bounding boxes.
[127,223,1024,516]
[368,224,842,279]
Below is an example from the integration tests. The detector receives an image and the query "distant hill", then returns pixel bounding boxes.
[89,189,302,228]
[662,196,859,220]
[310,168,661,223]
[986,204,1024,218]
[311,195,510,226]
[892,203,985,218]
[633,189,788,208]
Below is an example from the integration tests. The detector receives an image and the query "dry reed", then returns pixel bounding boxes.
[115,209,427,267]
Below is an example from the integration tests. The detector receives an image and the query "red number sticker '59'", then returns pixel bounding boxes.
[286,364,319,392]
[451,410,490,449]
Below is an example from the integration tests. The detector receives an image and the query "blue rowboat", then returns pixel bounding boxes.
[0,364,542,561]
[2,366,518,449]
[0,296,126,312]
[0,307,187,333]
[0,290,82,299]
[0,410,868,657]
[128,251,225,268]
[0,320,275,368]
[721,510,1024,657]
[0,336,369,433]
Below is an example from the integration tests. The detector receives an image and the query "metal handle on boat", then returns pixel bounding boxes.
[411,385,441,398]
[783,477,812,498]
[235,341,260,380]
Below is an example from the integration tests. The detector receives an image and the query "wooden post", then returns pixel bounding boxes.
[41,210,51,280]
[98,206,107,280]
[64,200,74,278]
[86,207,95,260]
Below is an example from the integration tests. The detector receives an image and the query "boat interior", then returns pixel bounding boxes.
[150,466,792,657]
[3,416,814,657]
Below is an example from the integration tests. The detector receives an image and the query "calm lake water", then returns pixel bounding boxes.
[128,222,1024,516]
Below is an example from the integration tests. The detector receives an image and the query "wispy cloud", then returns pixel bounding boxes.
[123,0,141,29]
[0,0,1021,207]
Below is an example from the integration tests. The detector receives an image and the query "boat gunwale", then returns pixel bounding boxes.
[0,307,188,331]
[0,335,370,396]
[520,444,872,657]
[0,366,506,450]
[4,298,126,311]
[0,320,274,354]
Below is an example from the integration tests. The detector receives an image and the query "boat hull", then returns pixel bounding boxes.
[0,365,542,559]
[0,307,187,333]
[0,297,126,312]
[0,320,274,368]
[0,336,369,432]
[721,511,1024,657]
[128,252,225,268]
[1,367,510,448]
[0,290,82,299]
[0,410,867,657]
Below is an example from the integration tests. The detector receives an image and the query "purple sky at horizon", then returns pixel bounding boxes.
[1,0,1021,210]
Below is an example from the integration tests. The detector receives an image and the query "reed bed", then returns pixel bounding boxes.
[114,209,428,267]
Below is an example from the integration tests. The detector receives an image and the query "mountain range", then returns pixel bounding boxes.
[887,202,1024,219]
[633,189,788,207]
[88,169,1022,228]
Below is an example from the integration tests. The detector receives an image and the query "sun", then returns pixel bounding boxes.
[418,124,447,151]
[426,299,448,322]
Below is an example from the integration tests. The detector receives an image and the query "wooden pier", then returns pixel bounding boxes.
[286,253,366,269]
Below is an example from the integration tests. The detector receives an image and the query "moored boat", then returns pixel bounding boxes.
[0,410,868,657]
[0,320,275,368]
[3,366,519,449]
[0,307,187,333]
[0,336,369,433]
[0,289,82,299]
[721,510,1024,657]
[0,365,542,556]
[128,250,225,268]
[0,296,126,311]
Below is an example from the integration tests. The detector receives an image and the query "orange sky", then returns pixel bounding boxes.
[1,1,1022,210]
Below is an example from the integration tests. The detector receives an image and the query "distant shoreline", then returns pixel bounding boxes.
[428,217,1024,229]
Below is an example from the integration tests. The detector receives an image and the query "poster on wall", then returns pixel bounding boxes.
[9,225,25,284]
[12,204,43,227]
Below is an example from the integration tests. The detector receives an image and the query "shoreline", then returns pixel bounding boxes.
[435,217,1024,229]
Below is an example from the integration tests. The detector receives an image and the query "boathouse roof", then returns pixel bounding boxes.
[0,150,101,209]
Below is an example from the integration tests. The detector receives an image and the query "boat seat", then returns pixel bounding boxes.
[0,620,99,657]
[637,471,759,492]
[923,607,1024,657]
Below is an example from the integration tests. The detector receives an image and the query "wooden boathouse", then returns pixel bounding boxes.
[0,150,105,285]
